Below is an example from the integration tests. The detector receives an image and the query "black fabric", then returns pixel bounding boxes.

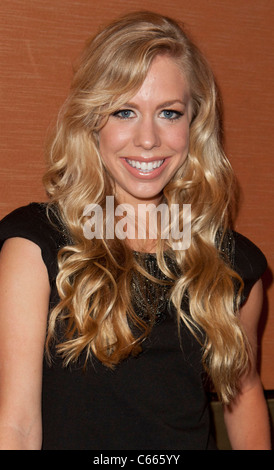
[0,203,267,450]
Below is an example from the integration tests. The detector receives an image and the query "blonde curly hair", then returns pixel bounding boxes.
[43,11,249,404]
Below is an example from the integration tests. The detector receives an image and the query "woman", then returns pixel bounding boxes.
[0,11,271,450]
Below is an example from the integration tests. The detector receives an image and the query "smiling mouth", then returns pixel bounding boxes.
[126,159,165,172]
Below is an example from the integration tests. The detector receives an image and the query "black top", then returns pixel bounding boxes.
[0,203,267,450]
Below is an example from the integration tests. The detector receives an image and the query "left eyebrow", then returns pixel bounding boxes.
[123,99,187,110]
[156,100,187,109]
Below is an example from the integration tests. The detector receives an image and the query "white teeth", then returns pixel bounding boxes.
[126,159,164,172]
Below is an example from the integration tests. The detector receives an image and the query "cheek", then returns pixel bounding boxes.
[99,125,129,155]
[99,129,112,156]
[167,128,189,154]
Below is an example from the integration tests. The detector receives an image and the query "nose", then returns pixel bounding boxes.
[133,117,161,150]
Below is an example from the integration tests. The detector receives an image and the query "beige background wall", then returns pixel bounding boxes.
[1,0,273,388]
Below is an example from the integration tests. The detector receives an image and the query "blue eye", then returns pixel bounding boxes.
[161,110,183,120]
[113,109,134,119]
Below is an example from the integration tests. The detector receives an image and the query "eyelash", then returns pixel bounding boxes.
[112,109,134,119]
[112,109,183,121]
[160,110,183,121]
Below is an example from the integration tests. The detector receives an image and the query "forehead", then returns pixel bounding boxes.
[131,55,189,103]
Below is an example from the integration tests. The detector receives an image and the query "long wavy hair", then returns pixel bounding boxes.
[43,11,249,404]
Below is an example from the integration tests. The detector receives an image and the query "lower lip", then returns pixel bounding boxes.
[121,158,170,179]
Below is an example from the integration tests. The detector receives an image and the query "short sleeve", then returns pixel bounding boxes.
[233,231,267,303]
[0,203,65,283]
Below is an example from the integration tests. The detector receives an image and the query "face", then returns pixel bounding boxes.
[99,55,192,207]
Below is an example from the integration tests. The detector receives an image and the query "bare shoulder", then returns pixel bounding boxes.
[0,236,50,312]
